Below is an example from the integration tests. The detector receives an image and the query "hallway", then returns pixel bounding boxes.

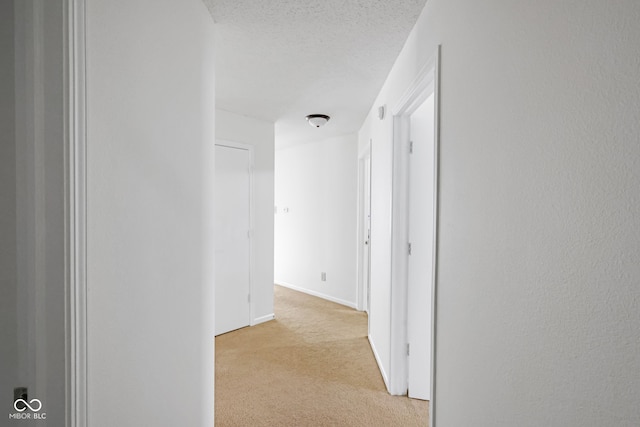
[215,285,428,426]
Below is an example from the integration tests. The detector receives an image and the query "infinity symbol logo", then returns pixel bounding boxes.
[14,398,42,412]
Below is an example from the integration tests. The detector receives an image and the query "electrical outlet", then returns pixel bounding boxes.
[14,387,27,402]
[321,272,326,281]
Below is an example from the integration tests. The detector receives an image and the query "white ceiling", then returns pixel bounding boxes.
[207,0,427,149]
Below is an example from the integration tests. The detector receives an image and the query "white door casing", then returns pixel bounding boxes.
[66,0,88,424]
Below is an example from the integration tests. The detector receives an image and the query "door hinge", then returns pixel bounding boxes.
[409,141,414,154]
[408,243,412,255]
[407,343,410,356]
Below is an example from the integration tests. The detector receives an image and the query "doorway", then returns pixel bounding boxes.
[388,46,440,416]
[214,142,253,336]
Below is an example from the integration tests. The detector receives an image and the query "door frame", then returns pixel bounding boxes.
[388,46,441,424]
[215,140,255,327]
[65,0,88,425]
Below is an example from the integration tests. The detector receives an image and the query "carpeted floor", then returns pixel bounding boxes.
[215,285,429,426]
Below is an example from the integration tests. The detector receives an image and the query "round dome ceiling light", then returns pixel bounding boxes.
[306,114,330,128]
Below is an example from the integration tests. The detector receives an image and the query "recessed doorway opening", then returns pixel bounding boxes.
[389,46,441,425]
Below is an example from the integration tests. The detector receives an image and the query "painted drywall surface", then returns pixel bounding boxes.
[86,0,216,425]
[274,134,359,307]
[3,1,68,423]
[40,2,67,421]
[0,0,17,415]
[216,109,275,323]
[360,0,640,425]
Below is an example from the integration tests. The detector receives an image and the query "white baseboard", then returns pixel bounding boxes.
[369,335,390,391]
[252,313,275,326]
[275,281,357,309]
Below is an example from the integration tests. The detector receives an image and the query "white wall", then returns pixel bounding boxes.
[0,0,18,415]
[274,134,358,308]
[2,1,68,424]
[360,0,640,425]
[216,109,275,324]
[86,0,216,425]
[39,2,66,421]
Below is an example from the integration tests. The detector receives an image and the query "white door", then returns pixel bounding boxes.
[364,155,371,314]
[360,153,372,314]
[407,93,435,400]
[214,144,251,336]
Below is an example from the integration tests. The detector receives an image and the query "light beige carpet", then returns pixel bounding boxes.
[215,285,428,426]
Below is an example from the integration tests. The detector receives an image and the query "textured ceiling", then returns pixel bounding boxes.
[210,0,427,149]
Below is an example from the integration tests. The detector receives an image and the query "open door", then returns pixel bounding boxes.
[407,93,436,400]
[358,146,372,314]
[214,143,252,335]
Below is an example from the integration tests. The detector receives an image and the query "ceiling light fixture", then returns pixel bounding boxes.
[306,114,330,128]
